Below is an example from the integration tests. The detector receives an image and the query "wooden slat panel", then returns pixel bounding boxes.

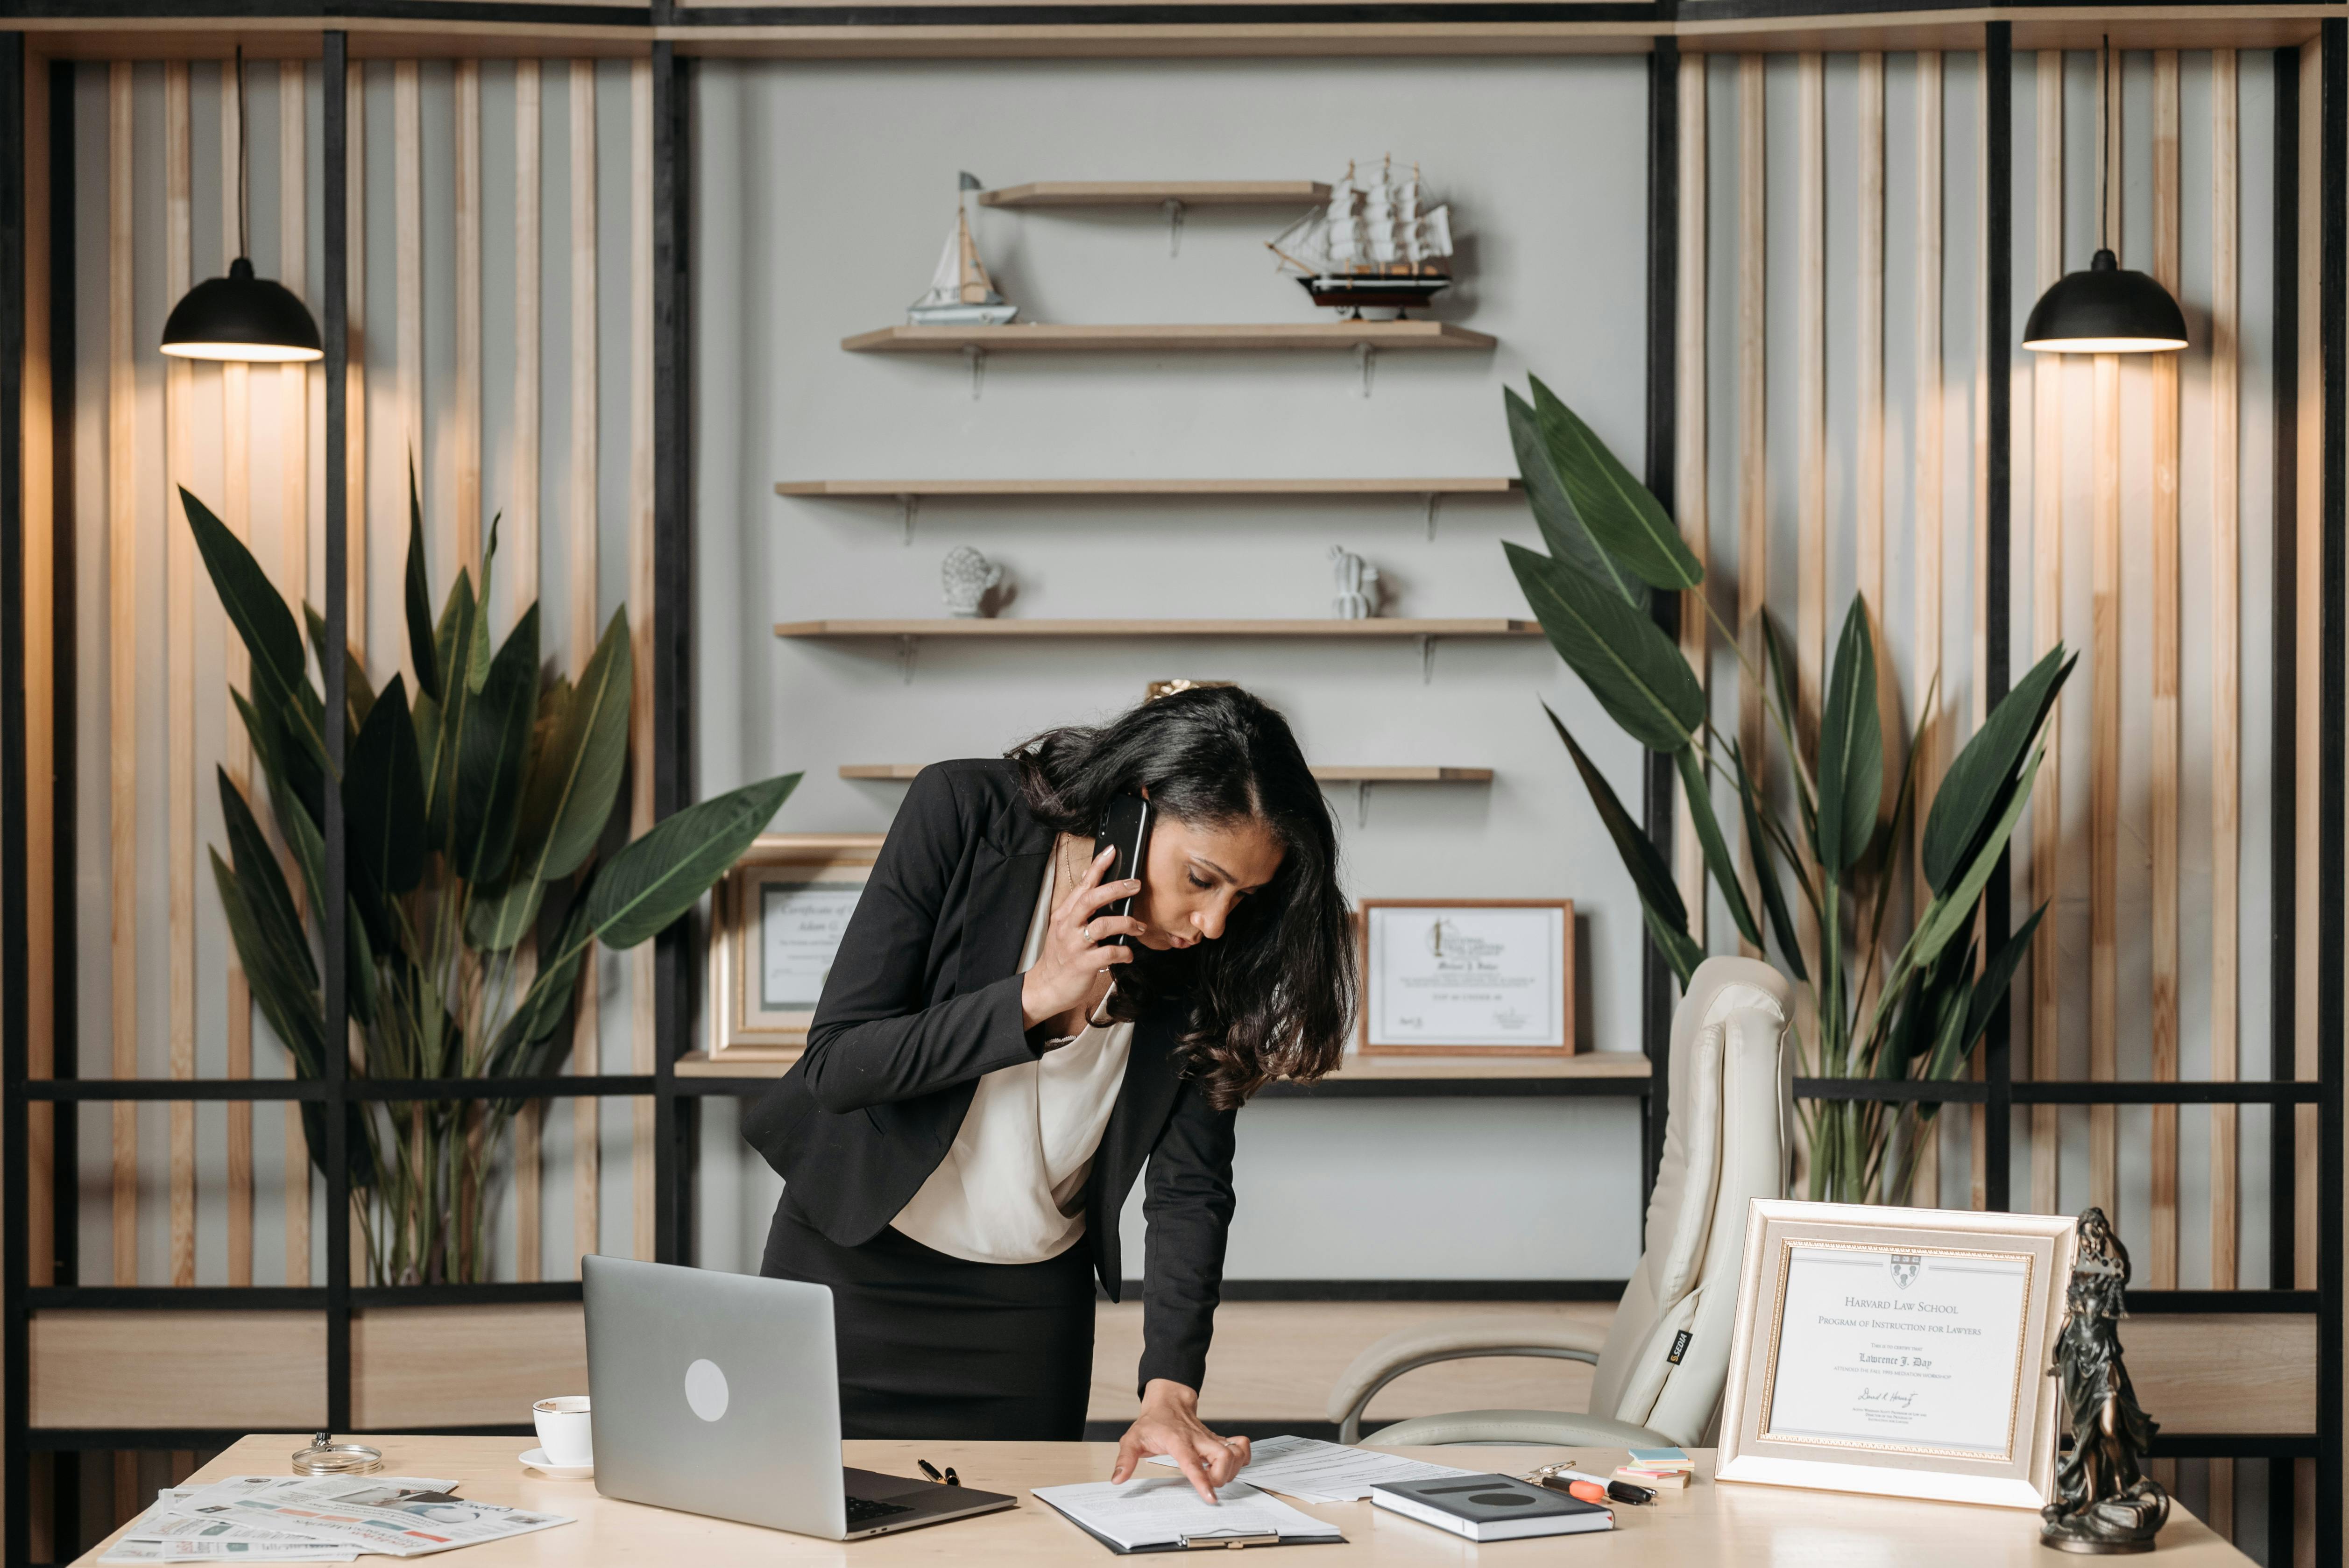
[1674,49,1709,943]
[1855,51,1885,615]
[570,57,601,1275]
[396,58,423,541]
[221,59,256,1291]
[282,57,315,1291]
[22,55,57,1292]
[166,59,198,1291]
[30,1312,327,1430]
[456,59,483,573]
[2146,48,2181,1290]
[1736,53,1766,964]
[107,61,138,1287]
[2207,46,2240,1295]
[351,1305,587,1429]
[1795,51,1825,1011]
[513,57,545,1284]
[1910,48,1944,1206]
[629,56,658,1262]
[1969,46,1990,1211]
[2290,29,2319,1296]
[2028,48,2064,1216]
[344,58,367,650]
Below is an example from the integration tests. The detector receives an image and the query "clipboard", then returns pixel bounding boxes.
[1033,1491,1346,1554]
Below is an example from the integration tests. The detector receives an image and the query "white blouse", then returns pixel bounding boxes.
[890,839,1135,1264]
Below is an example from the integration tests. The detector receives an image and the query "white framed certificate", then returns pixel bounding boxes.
[705,834,884,1063]
[1716,1199,2078,1510]
[1357,899,1574,1057]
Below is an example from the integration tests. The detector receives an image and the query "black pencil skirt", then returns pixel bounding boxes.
[759,1194,1097,1441]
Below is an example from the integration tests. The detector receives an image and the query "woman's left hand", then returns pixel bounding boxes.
[1111,1379,1252,1504]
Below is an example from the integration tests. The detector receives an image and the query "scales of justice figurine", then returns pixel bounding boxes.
[2041,1208,2169,1554]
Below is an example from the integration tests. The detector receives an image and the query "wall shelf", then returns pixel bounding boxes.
[841,764,1492,783]
[777,478,1519,498]
[777,617,1538,638]
[979,180,1329,208]
[840,322,1497,354]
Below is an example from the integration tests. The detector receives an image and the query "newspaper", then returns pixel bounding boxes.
[101,1488,359,1563]
[160,1475,573,1558]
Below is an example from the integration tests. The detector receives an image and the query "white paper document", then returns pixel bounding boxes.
[1033,1477,1342,1550]
[1150,1434,1478,1503]
[102,1488,361,1563]
[1762,1242,2037,1460]
[158,1474,572,1558]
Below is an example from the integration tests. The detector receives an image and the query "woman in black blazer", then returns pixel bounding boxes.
[744,685,1354,1501]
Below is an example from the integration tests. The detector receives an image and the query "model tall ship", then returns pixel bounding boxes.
[1268,157,1456,317]
[908,173,1018,327]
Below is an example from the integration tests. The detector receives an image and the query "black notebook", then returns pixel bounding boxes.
[1369,1474,1613,1542]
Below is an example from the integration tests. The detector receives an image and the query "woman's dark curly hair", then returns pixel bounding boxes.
[1008,685,1354,1109]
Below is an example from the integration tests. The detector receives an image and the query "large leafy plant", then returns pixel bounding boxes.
[188,478,800,1284]
[1502,376,2072,1204]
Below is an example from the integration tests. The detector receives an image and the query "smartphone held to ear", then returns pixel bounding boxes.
[1093,795,1154,949]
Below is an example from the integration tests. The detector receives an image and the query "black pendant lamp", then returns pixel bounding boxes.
[161,49,322,364]
[2022,39,2187,355]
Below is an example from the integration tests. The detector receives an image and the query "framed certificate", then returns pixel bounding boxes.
[1716,1200,2078,1510]
[705,833,885,1064]
[1357,899,1574,1057]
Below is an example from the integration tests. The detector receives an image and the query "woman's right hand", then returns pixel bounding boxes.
[1021,847,1142,1032]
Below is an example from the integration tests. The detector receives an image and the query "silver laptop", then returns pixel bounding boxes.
[582,1254,1018,1540]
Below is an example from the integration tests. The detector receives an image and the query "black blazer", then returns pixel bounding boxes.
[742,758,1238,1393]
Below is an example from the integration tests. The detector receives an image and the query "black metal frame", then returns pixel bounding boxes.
[0,21,2342,1568]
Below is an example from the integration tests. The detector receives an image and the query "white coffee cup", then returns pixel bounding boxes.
[532,1396,593,1468]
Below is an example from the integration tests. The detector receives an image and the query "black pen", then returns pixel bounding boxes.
[917,1460,946,1484]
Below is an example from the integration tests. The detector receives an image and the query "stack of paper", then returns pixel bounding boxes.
[103,1475,573,1563]
[1617,1446,1695,1490]
[1149,1434,1477,1503]
[1033,1477,1343,1551]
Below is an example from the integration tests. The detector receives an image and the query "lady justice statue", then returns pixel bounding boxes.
[2041,1208,2168,1554]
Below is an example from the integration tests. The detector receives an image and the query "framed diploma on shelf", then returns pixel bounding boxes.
[1357,899,1574,1056]
[1716,1200,2079,1510]
[705,834,885,1064]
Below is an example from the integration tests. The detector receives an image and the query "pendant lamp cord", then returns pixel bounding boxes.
[235,44,249,262]
[2097,35,2112,254]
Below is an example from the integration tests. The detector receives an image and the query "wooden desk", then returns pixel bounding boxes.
[77,1434,2253,1565]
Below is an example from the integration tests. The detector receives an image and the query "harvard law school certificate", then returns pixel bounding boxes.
[1760,1242,2037,1461]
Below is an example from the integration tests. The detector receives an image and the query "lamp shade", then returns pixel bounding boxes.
[161,257,323,363]
[2022,249,2186,353]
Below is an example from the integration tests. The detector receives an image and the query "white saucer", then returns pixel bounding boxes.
[519,1447,594,1481]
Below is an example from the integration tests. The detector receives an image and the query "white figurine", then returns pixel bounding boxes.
[1330,544,1381,619]
[941,546,1006,618]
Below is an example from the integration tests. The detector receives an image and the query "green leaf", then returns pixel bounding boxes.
[1673,746,1762,948]
[1543,705,1701,987]
[1506,542,1702,753]
[403,460,440,703]
[485,904,591,1072]
[469,515,502,693]
[452,604,540,888]
[1957,903,2046,1063]
[424,569,480,841]
[344,673,428,897]
[182,487,325,766]
[1816,599,1883,874]
[577,774,801,953]
[1505,387,1641,607]
[1923,645,2074,892]
[304,603,376,733]
[1527,375,1702,591]
[1732,742,1809,982]
[466,876,546,953]
[513,607,632,888]
[217,767,314,990]
[1913,746,2045,963]
[210,849,325,1078]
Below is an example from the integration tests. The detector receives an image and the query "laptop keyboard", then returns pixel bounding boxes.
[845,1494,917,1525]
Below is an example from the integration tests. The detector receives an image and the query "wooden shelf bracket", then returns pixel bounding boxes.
[1357,341,1376,398]
[1164,197,1184,256]
[897,634,918,684]
[964,344,986,400]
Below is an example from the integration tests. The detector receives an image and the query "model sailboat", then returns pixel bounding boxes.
[1268,157,1456,317]
[909,173,1019,327]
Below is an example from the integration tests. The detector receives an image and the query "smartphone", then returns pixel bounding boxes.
[1092,794,1155,949]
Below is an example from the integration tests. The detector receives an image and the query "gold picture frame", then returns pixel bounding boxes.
[704,833,884,1064]
[1715,1199,2078,1510]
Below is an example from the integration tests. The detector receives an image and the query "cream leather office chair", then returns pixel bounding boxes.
[1329,956,1793,1448]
